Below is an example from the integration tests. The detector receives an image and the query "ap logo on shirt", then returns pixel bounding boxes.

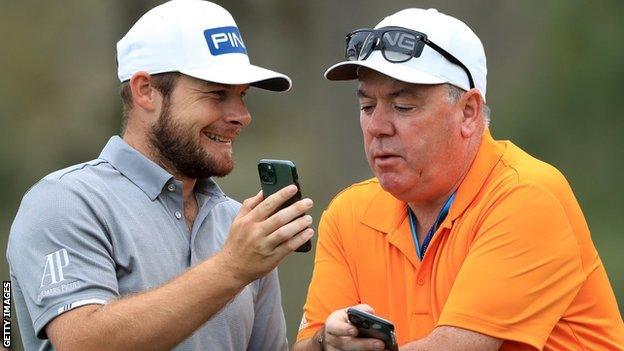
[40,248,69,287]
[204,26,247,56]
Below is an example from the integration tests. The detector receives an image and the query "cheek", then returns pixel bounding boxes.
[360,118,372,146]
[409,125,460,170]
[360,117,371,140]
[185,99,221,121]
[398,125,445,165]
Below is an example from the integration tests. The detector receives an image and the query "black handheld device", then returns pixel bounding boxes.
[347,308,398,351]
[257,159,311,253]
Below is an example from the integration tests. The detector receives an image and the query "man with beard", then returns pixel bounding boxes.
[6,1,311,350]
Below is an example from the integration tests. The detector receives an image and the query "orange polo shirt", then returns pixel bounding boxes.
[297,130,624,350]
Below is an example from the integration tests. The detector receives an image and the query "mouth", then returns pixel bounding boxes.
[202,131,233,144]
[372,152,402,167]
[373,151,401,160]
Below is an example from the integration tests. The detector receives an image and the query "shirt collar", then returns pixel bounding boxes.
[361,129,505,233]
[443,129,505,227]
[362,187,408,233]
[195,177,226,199]
[98,136,226,200]
[99,136,174,201]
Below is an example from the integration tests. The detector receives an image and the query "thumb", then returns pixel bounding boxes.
[352,303,375,315]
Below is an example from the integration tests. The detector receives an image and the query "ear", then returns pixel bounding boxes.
[129,71,160,112]
[459,89,483,138]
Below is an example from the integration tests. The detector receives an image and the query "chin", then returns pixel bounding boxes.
[376,173,408,196]
[212,155,235,177]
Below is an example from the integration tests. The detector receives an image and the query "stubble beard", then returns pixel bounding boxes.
[148,101,234,179]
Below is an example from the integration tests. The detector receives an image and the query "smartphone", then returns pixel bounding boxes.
[257,159,311,252]
[347,308,398,351]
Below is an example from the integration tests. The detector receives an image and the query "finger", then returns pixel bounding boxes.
[262,197,314,234]
[236,190,263,218]
[274,228,314,256]
[326,313,356,337]
[265,214,313,249]
[249,184,299,220]
[325,335,386,351]
[351,304,375,315]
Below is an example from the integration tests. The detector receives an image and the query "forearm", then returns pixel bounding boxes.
[399,326,503,351]
[49,252,248,351]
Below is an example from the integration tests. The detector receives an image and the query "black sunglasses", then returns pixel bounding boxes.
[345,26,475,89]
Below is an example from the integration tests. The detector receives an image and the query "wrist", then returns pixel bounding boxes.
[211,251,252,287]
[315,326,326,351]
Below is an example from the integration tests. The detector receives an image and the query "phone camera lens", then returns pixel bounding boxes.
[259,163,276,184]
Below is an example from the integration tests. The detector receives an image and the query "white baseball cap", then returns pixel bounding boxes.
[117,0,291,92]
[325,8,487,100]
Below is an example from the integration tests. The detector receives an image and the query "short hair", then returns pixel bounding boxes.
[445,84,491,126]
[119,72,182,134]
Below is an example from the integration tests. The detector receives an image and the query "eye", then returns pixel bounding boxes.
[206,90,227,101]
[394,105,414,113]
[360,104,375,114]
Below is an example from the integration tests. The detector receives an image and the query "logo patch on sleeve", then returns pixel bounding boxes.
[40,248,69,287]
[37,248,84,302]
[204,26,247,56]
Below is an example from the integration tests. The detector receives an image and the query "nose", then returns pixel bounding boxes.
[224,96,252,128]
[363,104,394,137]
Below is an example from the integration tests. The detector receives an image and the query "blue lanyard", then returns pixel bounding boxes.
[408,193,456,260]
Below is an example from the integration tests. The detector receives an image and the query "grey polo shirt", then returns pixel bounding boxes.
[7,136,288,351]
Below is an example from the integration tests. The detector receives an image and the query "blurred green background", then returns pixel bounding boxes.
[1,1,622,349]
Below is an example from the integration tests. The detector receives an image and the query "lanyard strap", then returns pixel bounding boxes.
[408,192,456,260]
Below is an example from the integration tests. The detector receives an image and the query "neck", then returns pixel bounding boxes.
[408,186,456,241]
[182,179,199,231]
[408,131,482,235]
[123,131,199,230]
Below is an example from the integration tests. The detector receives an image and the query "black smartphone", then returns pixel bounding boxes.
[257,159,311,253]
[347,308,398,351]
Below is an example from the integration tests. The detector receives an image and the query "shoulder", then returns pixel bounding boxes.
[10,160,113,243]
[463,142,586,241]
[19,159,112,207]
[7,160,114,266]
[23,159,114,201]
[496,142,571,195]
[472,146,580,243]
[475,142,576,215]
[325,178,383,213]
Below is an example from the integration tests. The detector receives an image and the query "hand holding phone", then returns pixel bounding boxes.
[258,159,311,252]
[347,308,398,351]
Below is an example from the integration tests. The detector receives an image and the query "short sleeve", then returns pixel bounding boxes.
[296,205,360,342]
[7,178,119,339]
[247,268,288,351]
[437,182,586,350]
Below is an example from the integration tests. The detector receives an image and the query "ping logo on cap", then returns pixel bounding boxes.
[204,26,247,56]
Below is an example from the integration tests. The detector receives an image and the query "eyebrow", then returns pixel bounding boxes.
[356,87,423,99]
[197,81,228,91]
[192,81,249,96]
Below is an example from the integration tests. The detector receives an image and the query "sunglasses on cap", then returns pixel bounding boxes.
[345,26,475,89]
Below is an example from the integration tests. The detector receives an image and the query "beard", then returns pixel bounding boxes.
[148,101,234,179]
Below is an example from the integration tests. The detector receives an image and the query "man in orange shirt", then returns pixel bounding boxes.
[294,8,624,351]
